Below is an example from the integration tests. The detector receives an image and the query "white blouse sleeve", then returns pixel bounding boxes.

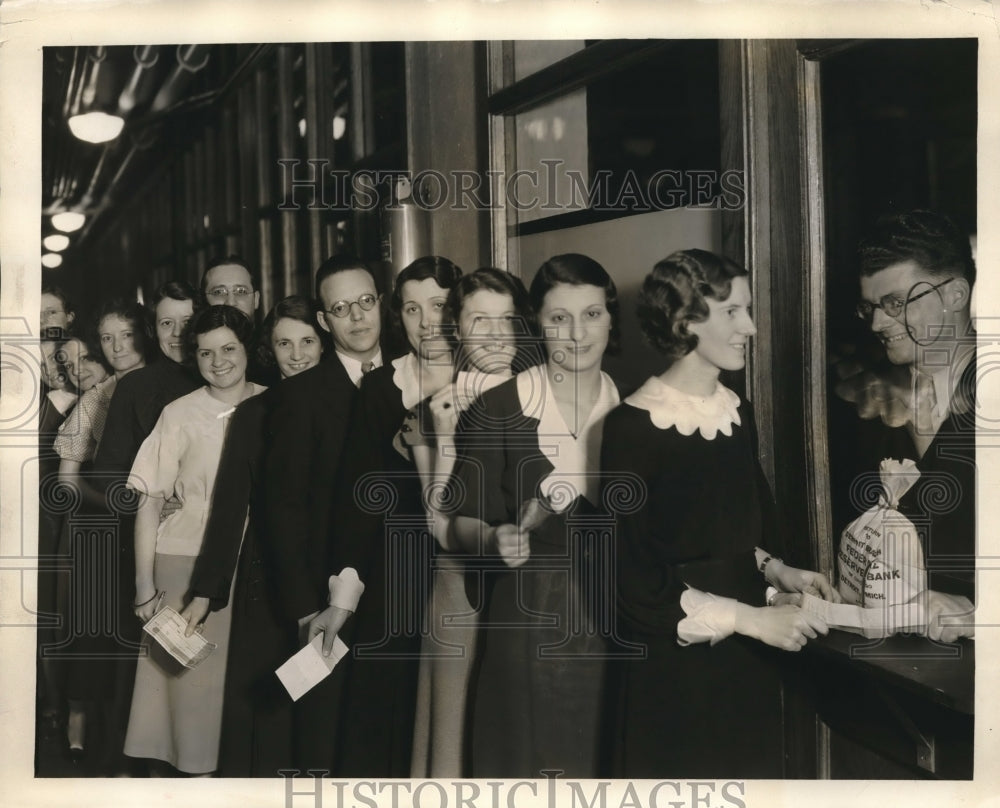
[127,405,182,499]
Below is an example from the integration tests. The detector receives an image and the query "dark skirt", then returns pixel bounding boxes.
[468,511,608,778]
[610,632,785,779]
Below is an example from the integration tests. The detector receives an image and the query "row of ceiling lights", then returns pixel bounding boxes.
[44,50,123,268]
[43,211,87,269]
[44,49,127,268]
[45,46,211,270]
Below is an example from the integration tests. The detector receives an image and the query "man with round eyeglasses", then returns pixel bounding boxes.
[315,264,383,384]
[853,209,977,644]
[260,255,385,771]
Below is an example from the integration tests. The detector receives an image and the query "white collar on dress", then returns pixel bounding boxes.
[391,352,423,410]
[626,376,741,440]
[515,365,620,511]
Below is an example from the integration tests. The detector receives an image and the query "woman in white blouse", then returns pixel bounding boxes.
[124,305,265,776]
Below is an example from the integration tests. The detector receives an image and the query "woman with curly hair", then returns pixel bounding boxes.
[53,299,152,767]
[124,305,265,776]
[601,249,837,777]
[179,294,328,776]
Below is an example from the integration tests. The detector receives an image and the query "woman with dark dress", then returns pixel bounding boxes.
[408,267,537,778]
[449,254,622,778]
[180,295,329,776]
[92,280,200,776]
[601,249,837,778]
[330,256,462,776]
[53,300,152,767]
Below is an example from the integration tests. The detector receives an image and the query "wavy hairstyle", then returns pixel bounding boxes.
[182,304,257,366]
[859,209,976,288]
[257,295,331,367]
[528,253,621,356]
[55,334,114,392]
[389,256,463,354]
[94,298,156,363]
[636,249,747,364]
[445,266,540,372]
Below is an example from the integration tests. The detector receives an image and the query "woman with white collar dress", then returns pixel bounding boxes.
[331,255,462,777]
[601,249,837,778]
[448,253,623,778]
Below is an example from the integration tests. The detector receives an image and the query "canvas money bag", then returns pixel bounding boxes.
[837,458,927,606]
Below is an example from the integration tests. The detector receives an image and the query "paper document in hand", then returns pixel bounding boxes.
[142,606,218,669]
[800,593,926,638]
[276,633,349,702]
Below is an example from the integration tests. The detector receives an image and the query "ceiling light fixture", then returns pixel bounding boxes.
[68,110,126,144]
[51,212,86,233]
[43,234,71,252]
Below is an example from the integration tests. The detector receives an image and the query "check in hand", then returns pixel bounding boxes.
[308,606,352,657]
[180,596,211,637]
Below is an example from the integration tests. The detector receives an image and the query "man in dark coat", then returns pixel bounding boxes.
[262,255,384,772]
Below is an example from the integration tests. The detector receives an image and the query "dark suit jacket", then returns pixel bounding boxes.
[263,355,359,621]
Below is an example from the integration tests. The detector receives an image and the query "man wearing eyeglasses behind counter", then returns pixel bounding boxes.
[851,210,976,643]
[262,254,384,773]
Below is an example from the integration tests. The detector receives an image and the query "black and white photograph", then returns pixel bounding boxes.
[1,2,997,807]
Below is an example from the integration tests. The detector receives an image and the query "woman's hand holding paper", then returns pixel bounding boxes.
[735,603,829,652]
[769,559,842,603]
[180,596,211,637]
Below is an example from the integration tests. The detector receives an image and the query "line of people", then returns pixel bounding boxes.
[36,208,975,779]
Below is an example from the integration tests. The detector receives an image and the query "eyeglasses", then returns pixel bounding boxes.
[206,285,253,301]
[324,293,379,318]
[855,277,954,322]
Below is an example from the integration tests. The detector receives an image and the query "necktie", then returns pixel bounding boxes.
[912,370,938,437]
[361,361,375,375]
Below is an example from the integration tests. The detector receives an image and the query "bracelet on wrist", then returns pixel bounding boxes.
[132,590,159,609]
[759,554,783,586]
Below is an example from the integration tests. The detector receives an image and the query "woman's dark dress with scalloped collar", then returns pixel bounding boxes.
[601,376,787,778]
